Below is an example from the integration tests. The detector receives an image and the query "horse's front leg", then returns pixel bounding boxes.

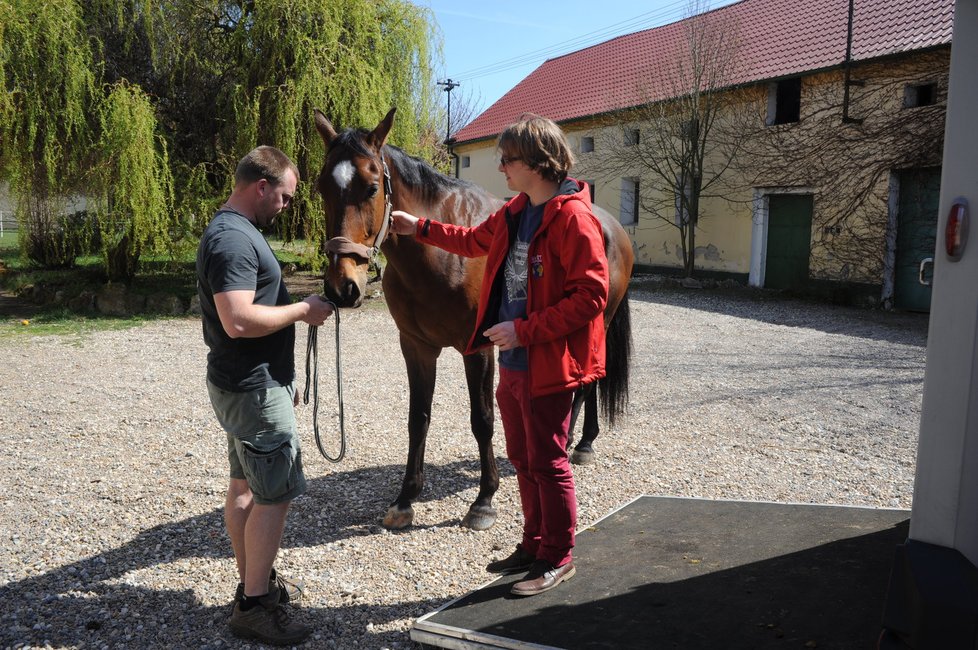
[460,350,498,530]
[383,335,439,530]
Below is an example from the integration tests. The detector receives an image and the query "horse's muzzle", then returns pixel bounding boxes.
[324,277,363,308]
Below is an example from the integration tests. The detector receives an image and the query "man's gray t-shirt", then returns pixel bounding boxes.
[196,208,295,392]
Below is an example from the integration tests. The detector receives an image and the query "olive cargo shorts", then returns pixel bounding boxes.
[207,380,307,505]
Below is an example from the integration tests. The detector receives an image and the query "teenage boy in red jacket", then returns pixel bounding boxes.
[391,114,609,596]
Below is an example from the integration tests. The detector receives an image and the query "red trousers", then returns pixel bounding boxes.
[496,367,576,568]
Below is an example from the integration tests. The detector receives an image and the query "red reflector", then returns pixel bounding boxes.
[945,198,969,261]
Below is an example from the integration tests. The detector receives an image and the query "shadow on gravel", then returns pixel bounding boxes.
[290,455,518,539]
[628,281,929,347]
[0,458,516,649]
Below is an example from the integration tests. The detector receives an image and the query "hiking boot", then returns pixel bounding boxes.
[486,544,536,574]
[270,568,304,605]
[232,568,305,611]
[229,593,312,646]
[510,560,575,596]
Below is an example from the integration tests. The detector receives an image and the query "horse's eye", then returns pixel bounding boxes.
[366,184,379,199]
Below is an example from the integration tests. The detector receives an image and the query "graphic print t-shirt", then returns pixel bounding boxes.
[498,202,544,370]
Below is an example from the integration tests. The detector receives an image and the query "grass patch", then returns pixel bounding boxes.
[0,230,22,270]
[0,229,18,249]
[0,308,184,341]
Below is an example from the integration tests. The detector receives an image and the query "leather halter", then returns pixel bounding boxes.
[323,158,393,264]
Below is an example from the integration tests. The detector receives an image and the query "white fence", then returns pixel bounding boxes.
[0,211,16,238]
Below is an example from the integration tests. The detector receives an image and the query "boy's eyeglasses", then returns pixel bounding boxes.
[498,155,522,166]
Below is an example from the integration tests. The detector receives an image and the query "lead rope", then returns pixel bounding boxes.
[303,301,345,462]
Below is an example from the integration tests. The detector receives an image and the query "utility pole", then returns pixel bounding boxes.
[437,78,460,142]
[438,78,461,177]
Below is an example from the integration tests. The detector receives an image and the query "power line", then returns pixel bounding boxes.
[447,0,692,81]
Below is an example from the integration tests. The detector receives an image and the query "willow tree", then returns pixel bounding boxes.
[0,0,97,267]
[94,81,174,281]
[2,0,443,273]
[0,0,175,276]
[213,0,439,246]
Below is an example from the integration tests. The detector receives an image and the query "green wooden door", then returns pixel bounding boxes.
[765,194,813,290]
[894,168,941,312]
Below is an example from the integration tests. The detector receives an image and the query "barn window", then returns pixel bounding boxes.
[767,77,801,125]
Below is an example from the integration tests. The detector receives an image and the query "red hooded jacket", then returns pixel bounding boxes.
[417,178,609,397]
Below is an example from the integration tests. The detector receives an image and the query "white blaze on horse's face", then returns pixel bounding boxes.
[332,160,355,190]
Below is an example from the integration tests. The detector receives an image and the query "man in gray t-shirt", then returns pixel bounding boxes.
[198,207,295,391]
[196,145,333,646]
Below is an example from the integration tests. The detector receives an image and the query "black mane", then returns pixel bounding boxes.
[384,145,475,204]
[328,127,478,205]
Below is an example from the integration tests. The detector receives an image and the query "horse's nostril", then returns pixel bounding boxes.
[343,279,361,305]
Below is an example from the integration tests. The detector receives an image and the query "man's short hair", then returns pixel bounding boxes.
[496,113,575,183]
[235,146,299,186]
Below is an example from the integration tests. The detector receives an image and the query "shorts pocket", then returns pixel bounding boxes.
[251,386,294,435]
[240,440,298,503]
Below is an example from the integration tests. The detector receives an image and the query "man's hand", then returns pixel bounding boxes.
[301,295,334,327]
[484,321,521,351]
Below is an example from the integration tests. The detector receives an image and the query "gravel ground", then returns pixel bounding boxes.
[0,280,929,649]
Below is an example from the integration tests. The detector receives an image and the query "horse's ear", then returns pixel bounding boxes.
[369,108,396,149]
[314,108,337,146]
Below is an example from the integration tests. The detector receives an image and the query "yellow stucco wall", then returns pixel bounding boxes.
[455,143,512,200]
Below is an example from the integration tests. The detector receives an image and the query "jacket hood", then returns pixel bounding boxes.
[504,177,591,218]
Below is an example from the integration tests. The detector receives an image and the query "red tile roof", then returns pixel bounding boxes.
[454,0,953,144]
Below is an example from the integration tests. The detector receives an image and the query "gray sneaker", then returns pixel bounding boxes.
[229,593,312,646]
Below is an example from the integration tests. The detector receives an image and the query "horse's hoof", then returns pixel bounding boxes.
[570,448,596,465]
[382,505,414,530]
[461,505,497,531]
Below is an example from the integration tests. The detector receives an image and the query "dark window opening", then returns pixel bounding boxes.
[905,83,937,108]
[770,77,801,125]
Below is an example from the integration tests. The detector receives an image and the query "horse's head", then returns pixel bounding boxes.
[314,107,396,308]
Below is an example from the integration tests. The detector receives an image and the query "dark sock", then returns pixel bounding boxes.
[239,593,269,611]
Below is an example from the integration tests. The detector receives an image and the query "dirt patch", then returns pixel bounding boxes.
[283,270,326,297]
[0,289,39,320]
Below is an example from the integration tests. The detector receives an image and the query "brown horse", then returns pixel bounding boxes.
[313,108,633,530]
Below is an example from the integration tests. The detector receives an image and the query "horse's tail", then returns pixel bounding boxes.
[599,289,632,427]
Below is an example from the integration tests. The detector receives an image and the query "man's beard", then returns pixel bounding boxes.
[254,212,278,232]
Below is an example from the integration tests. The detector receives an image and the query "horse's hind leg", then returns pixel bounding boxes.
[567,385,587,451]
[383,336,439,530]
[570,385,599,465]
[460,350,498,530]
